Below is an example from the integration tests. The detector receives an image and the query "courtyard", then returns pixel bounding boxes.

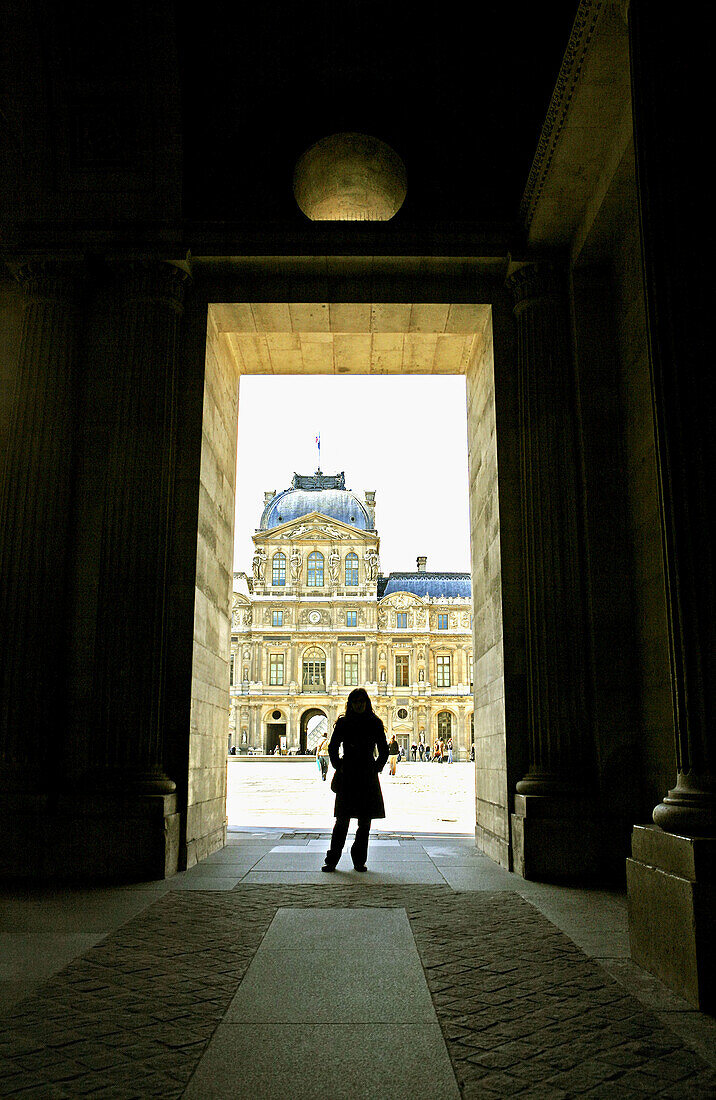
[226,759,476,833]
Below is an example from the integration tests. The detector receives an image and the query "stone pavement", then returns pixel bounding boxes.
[226,759,478,832]
[1,831,715,1097]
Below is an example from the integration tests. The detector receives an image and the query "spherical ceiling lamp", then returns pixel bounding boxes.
[293,132,407,221]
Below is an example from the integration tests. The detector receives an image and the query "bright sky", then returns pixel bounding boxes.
[234,375,472,576]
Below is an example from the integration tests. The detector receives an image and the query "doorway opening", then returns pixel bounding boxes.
[193,296,506,852]
[301,709,328,754]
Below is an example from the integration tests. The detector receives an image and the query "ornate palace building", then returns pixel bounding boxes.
[229,471,473,758]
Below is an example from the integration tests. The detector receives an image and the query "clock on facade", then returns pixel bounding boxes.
[308,610,321,624]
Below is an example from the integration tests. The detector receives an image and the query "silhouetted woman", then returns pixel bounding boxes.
[322,688,389,872]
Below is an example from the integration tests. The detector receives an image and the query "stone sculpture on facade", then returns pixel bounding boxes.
[328,545,340,585]
[365,547,379,580]
[252,547,267,582]
[290,547,303,583]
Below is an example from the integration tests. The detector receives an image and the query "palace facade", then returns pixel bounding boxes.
[229,471,473,758]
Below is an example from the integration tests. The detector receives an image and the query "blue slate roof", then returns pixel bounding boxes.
[381,572,472,599]
[260,471,371,531]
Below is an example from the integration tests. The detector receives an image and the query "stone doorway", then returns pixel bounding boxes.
[186,266,513,873]
[266,723,286,755]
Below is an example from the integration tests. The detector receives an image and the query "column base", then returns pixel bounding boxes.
[511,793,616,881]
[0,790,180,882]
[627,824,715,1011]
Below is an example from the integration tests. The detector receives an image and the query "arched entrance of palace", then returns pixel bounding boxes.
[300,708,328,754]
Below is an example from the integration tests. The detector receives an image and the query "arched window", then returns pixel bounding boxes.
[307,551,324,586]
[437,712,452,739]
[302,647,326,691]
[272,552,286,586]
[345,552,359,586]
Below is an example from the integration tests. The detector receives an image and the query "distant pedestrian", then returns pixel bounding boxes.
[447,736,453,764]
[388,735,400,775]
[470,741,475,762]
[433,739,442,763]
[411,742,417,762]
[418,741,425,761]
[317,735,330,781]
[424,745,431,762]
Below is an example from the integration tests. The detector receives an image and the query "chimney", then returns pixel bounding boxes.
[417,555,427,572]
[264,490,276,505]
[364,490,376,528]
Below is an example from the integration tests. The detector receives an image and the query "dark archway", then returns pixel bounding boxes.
[300,708,328,754]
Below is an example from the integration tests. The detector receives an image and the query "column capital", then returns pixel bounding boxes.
[505,260,567,313]
[10,259,86,306]
[108,258,192,314]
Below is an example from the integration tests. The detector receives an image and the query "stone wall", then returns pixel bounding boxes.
[465,308,510,866]
[186,307,239,866]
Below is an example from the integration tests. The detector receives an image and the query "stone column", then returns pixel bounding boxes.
[0,262,83,801]
[506,261,600,880]
[625,1,715,1009]
[92,261,189,805]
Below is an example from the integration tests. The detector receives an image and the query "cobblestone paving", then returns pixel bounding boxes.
[1,885,714,1098]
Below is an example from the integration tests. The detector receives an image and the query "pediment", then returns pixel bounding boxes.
[254,511,375,545]
[380,591,425,608]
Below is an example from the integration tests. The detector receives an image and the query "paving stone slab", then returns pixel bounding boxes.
[0,886,714,1098]
[184,1023,460,1099]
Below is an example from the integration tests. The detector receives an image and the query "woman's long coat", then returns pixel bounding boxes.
[328,713,389,819]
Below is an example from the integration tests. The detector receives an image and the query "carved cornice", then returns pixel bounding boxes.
[519,0,607,231]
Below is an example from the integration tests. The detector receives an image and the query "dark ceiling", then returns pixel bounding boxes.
[177,1,580,231]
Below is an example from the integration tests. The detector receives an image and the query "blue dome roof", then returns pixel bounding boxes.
[260,471,372,531]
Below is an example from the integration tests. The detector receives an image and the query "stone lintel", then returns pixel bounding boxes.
[627,826,715,1010]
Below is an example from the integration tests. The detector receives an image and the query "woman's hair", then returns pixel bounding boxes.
[345,687,374,717]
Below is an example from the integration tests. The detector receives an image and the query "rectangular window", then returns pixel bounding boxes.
[438,613,448,630]
[396,612,407,629]
[346,610,357,627]
[344,654,359,686]
[395,655,409,687]
[269,654,284,686]
[436,654,451,687]
[272,610,283,627]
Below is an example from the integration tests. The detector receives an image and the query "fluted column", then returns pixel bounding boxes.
[92,261,190,793]
[506,261,599,879]
[628,1,714,838]
[0,262,84,790]
[625,0,714,1010]
[508,261,592,794]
